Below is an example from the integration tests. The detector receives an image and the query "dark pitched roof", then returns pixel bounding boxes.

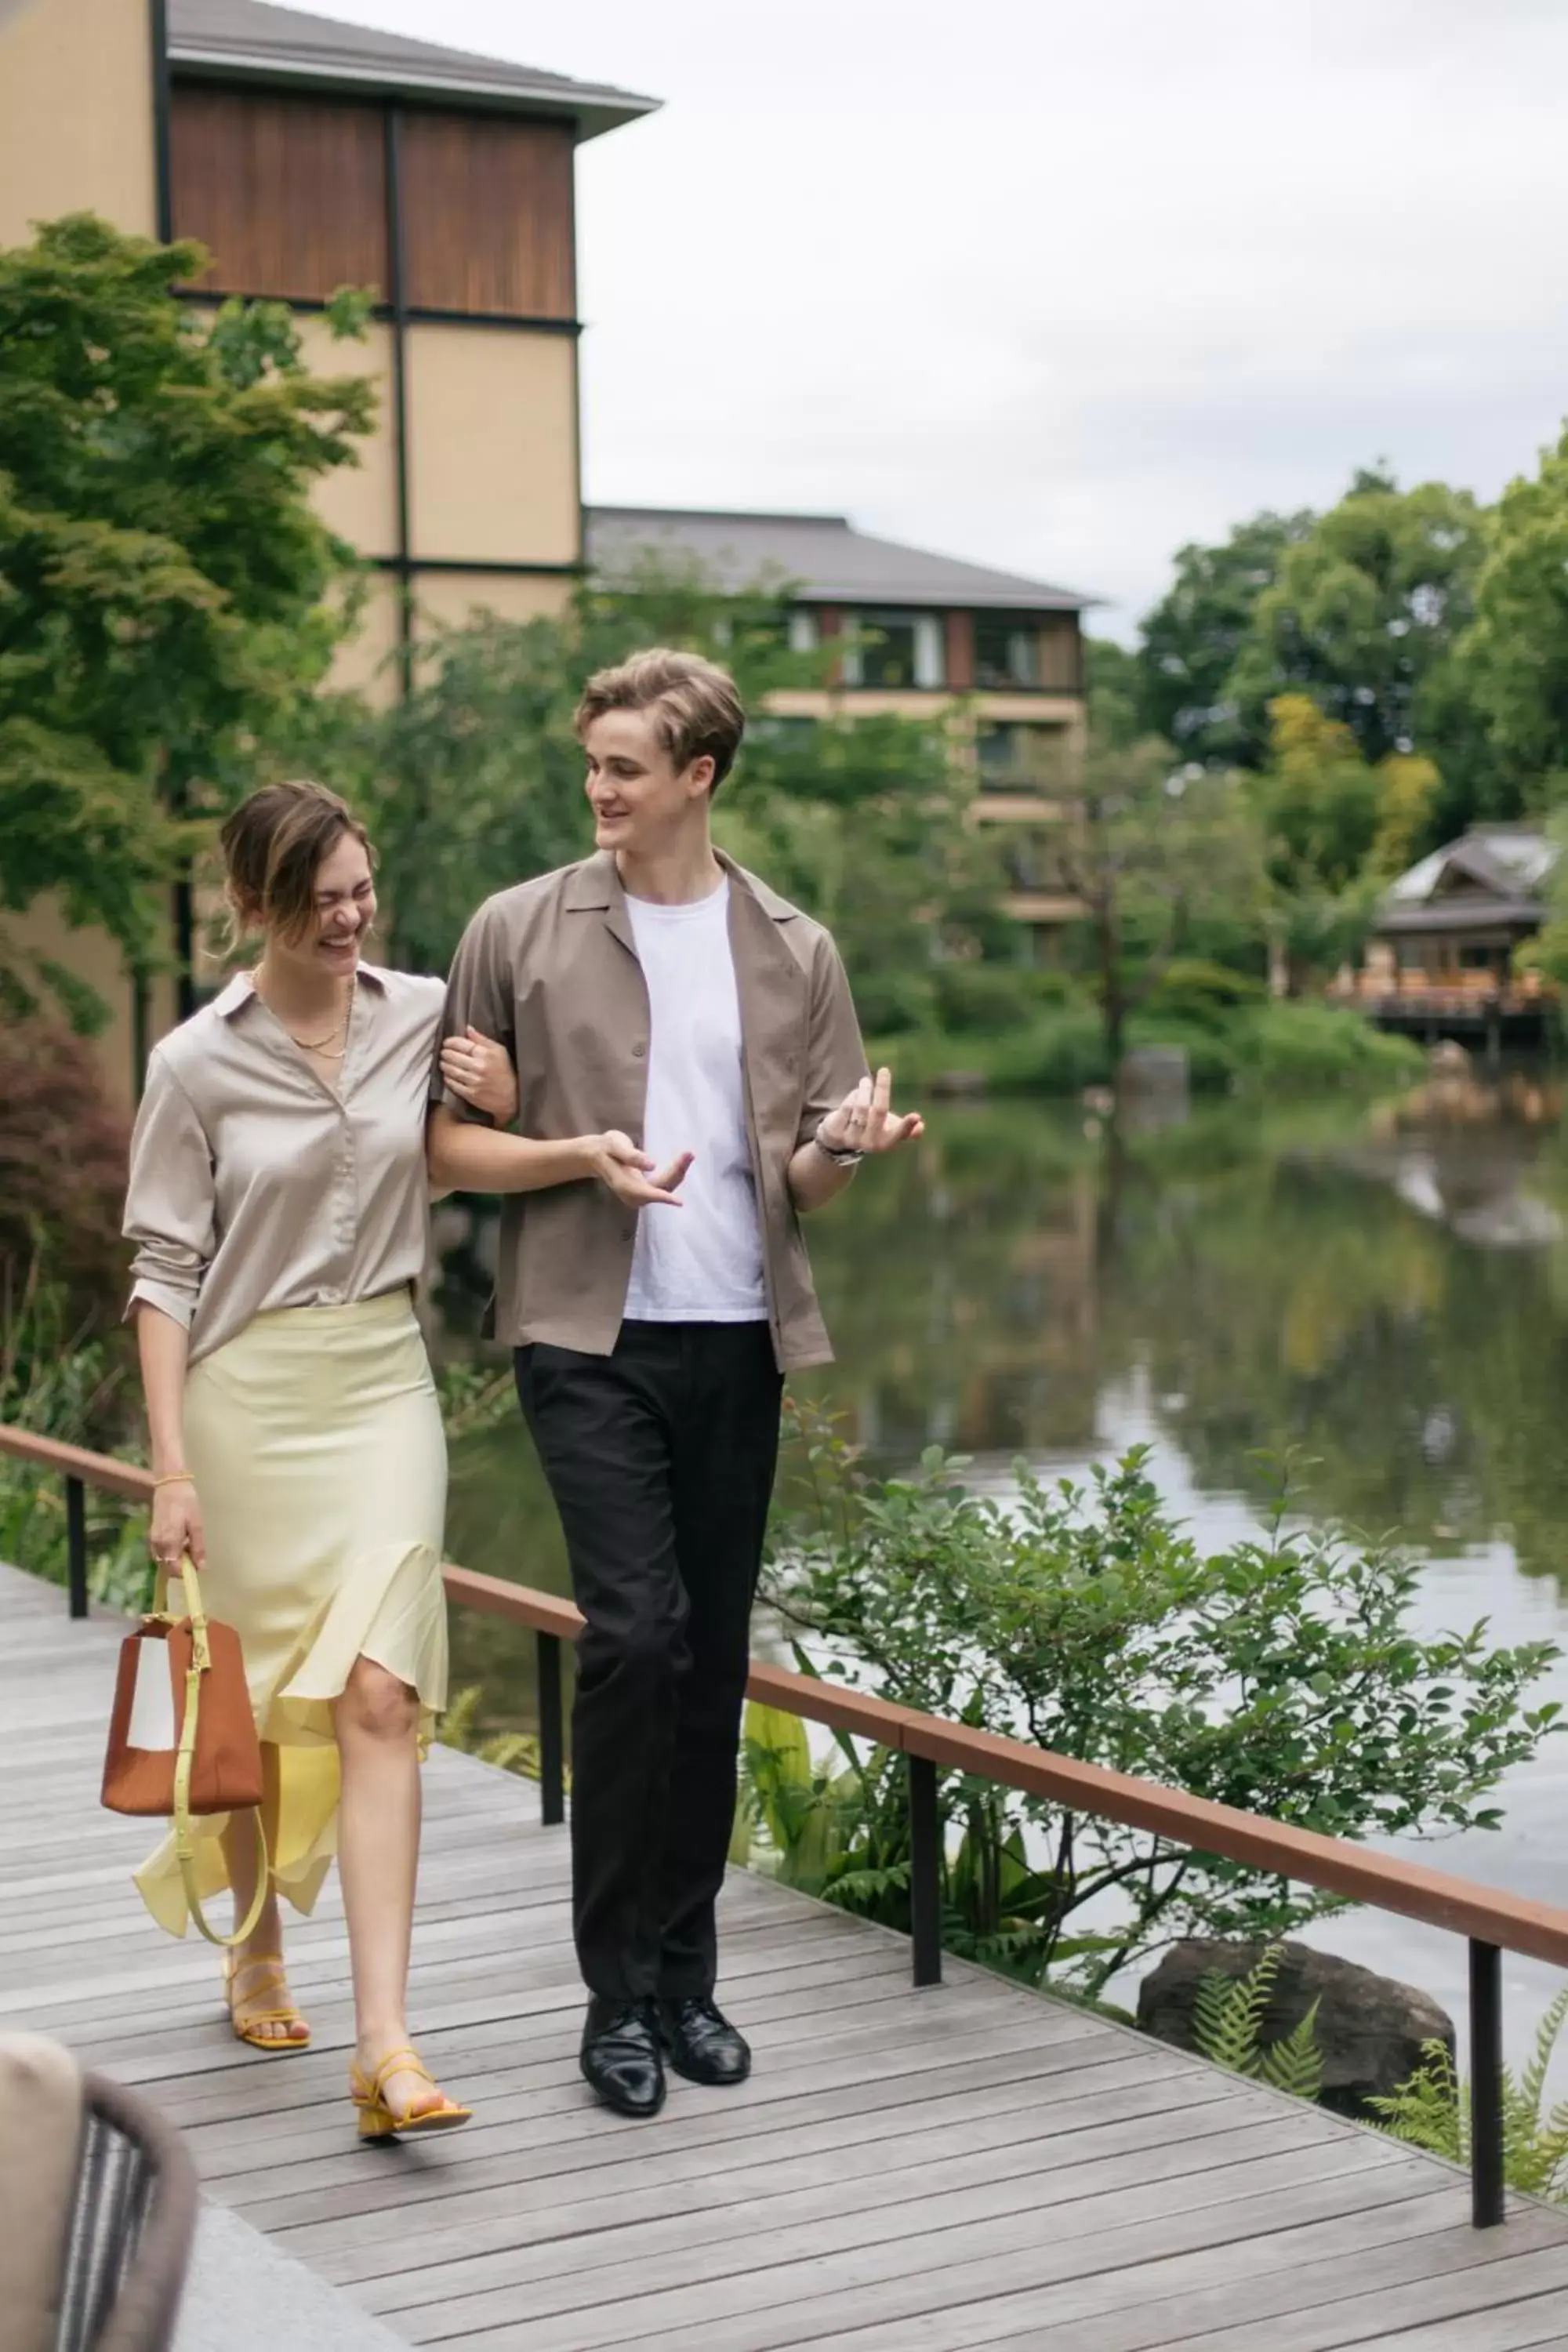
[167,0,659,142]
[586,506,1094,613]
[1383,827,1556,912]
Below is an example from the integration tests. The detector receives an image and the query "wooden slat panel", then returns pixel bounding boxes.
[1040,613,1083,691]
[169,85,387,302]
[398,111,575,318]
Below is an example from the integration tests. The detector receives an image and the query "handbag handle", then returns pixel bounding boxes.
[158,1553,270,1951]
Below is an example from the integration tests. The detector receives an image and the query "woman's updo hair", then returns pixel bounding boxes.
[219,781,373,946]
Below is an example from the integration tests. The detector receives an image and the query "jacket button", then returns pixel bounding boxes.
[632,1041,647,1058]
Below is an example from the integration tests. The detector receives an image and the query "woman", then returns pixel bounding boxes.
[123,779,514,2140]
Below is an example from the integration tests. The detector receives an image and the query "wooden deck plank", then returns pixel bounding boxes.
[1145,2241,1568,2350]
[387,2113,1356,2343]
[336,2062,1241,2297]
[457,2143,1430,2352]
[3,1554,1566,2352]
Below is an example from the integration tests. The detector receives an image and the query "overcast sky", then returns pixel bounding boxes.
[321,0,1566,637]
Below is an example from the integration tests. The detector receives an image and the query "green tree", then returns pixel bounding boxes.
[1227,469,1486,775]
[1054,735,1269,1066]
[1249,694,1439,988]
[1136,507,1316,768]
[1083,635,1143,749]
[0,212,374,1029]
[1457,426,1568,806]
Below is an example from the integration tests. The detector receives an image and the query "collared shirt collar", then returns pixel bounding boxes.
[211,961,390,1020]
[563,848,797,924]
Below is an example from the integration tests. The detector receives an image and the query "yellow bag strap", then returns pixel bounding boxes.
[156,1555,270,1951]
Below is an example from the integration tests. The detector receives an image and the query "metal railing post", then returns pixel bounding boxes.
[908,1753,942,1987]
[66,1475,88,1621]
[1469,1938,1504,2227]
[536,1630,564,1827]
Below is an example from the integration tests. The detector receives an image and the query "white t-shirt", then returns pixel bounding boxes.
[622,879,768,1323]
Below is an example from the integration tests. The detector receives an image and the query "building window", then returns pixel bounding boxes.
[975,616,1040,689]
[977,720,1068,791]
[788,609,819,655]
[841,610,945,690]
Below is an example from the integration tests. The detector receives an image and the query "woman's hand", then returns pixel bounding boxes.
[149,1475,206,1573]
[441,1028,519,1123]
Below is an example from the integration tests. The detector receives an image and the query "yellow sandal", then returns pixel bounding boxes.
[350,2045,472,2143]
[224,1954,312,2054]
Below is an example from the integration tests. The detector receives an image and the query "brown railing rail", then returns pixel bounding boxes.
[5,1418,1559,2230]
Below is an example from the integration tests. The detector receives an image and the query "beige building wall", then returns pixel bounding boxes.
[9,895,176,1107]
[327,572,404,701]
[0,0,155,247]
[292,314,400,558]
[405,325,579,566]
[412,570,573,636]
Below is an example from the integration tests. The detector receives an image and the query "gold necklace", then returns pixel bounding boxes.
[286,1012,350,1052]
[253,969,354,1054]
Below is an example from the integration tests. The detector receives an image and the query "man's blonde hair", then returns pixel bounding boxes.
[574,648,746,793]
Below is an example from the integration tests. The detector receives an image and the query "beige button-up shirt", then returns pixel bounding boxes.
[436,851,868,1372]
[124,964,445,1366]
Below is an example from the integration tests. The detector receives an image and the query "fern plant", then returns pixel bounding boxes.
[1368,1990,1568,2201]
[1192,1945,1326,2100]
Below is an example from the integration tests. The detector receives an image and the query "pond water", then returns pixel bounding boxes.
[433,1061,1568,2071]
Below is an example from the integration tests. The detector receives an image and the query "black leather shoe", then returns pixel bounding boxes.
[580,1998,666,2118]
[656,1996,751,2086]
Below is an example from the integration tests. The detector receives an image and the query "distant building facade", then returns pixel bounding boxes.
[587,507,1097,952]
[1,0,655,1093]
[1334,826,1558,1044]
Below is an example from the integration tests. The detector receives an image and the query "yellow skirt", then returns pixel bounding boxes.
[136,1291,448,1937]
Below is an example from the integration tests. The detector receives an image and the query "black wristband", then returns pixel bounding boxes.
[813,1118,864,1169]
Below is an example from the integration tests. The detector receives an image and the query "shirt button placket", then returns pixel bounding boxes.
[325,1112,354,1305]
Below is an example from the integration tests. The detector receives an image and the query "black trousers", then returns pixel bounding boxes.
[514,1321,784,2004]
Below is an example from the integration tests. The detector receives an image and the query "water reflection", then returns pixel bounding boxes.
[435,1062,1568,1606]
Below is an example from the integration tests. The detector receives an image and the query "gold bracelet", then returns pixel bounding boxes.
[153,1472,194,1490]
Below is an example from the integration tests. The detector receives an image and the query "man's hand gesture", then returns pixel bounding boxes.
[818,1067,924,1158]
[591,1129,694,1208]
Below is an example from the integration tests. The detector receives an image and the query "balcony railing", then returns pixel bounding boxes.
[5,1416,1565,2232]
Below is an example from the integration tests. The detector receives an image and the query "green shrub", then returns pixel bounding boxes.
[0,1271,149,1611]
[880,1006,1111,1095]
[931,962,1076,1036]
[1146,960,1269,1026]
[1230,1002,1425,1089]
[877,996,1421,1100]
[764,1406,1561,1991]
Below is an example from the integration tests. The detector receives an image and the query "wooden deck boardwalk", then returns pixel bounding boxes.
[5,1558,1568,2351]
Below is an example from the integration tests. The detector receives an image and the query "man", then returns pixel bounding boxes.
[429,647,921,2119]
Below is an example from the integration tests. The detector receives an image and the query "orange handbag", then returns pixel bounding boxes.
[101,1554,270,1947]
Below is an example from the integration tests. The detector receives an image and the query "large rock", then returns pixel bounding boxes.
[1137,1938,1455,2120]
